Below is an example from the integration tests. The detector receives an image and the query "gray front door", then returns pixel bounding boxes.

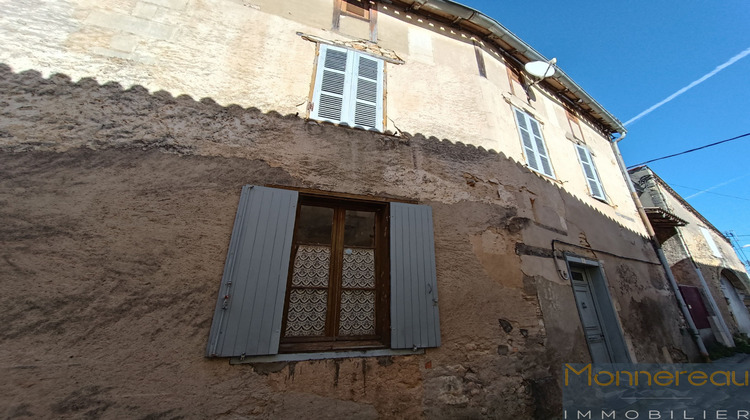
[571,268,613,363]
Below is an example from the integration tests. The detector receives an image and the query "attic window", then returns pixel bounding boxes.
[342,0,370,20]
[566,110,585,140]
[506,65,526,98]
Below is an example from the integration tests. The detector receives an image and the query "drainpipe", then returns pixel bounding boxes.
[611,134,710,360]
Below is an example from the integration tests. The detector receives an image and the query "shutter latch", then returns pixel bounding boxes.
[222,294,230,309]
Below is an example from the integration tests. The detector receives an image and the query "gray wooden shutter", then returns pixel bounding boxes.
[312,45,349,123]
[390,202,441,349]
[576,145,605,200]
[352,53,383,130]
[206,185,299,357]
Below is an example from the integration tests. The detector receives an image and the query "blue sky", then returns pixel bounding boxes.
[456,0,750,258]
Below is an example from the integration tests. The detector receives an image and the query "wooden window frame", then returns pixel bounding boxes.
[340,0,371,21]
[506,65,526,97]
[566,109,585,140]
[279,195,390,353]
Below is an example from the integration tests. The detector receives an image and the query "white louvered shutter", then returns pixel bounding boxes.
[352,54,384,130]
[514,109,554,177]
[312,45,384,131]
[514,109,540,172]
[312,45,350,123]
[576,145,606,200]
[528,117,554,177]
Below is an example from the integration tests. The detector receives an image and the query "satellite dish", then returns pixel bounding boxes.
[524,59,557,79]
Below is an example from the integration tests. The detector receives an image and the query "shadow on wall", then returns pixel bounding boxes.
[0,63,643,236]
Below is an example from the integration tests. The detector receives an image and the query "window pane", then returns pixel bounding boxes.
[343,210,375,247]
[291,245,330,288]
[339,290,375,336]
[285,289,328,337]
[296,205,334,245]
[342,248,375,288]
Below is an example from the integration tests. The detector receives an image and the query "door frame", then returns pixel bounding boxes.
[565,254,632,363]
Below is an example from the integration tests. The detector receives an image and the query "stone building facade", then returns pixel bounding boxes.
[630,166,750,347]
[1,0,702,418]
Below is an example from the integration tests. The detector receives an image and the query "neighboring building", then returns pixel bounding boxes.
[0,0,703,417]
[630,166,750,345]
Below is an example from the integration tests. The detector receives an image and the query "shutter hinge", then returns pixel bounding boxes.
[308,102,314,112]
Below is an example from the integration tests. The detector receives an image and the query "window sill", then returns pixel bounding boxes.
[526,165,558,183]
[306,118,385,134]
[591,195,610,205]
[229,348,424,364]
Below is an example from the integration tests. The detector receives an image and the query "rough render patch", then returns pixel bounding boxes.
[0,148,551,418]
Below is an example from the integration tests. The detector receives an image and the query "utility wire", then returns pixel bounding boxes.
[627,132,750,168]
[671,183,750,202]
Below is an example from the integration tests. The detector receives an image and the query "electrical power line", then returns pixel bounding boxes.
[671,183,750,202]
[627,131,750,168]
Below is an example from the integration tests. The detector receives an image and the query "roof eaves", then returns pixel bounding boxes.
[391,0,626,136]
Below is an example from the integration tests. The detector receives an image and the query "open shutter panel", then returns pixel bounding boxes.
[528,118,554,177]
[313,46,349,123]
[514,109,539,172]
[576,146,605,199]
[390,202,441,349]
[206,186,298,357]
[352,54,383,130]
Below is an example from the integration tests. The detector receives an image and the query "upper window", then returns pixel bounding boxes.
[513,108,555,178]
[341,0,370,20]
[699,227,722,258]
[506,65,526,98]
[566,110,584,140]
[575,145,607,202]
[310,44,384,131]
[206,186,440,358]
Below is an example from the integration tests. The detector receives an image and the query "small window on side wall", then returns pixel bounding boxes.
[566,110,585,140]
[700,227,722,258]
[513,108,555,178]
[507,65,527,98]
[575,145,607,202]
[310,44,385,132]
[341,0,370,20]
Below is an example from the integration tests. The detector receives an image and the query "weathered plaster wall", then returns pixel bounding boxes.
[655,180,750,336]
[0,65,697,418]
[631,166,750,339]
[0,0,645,236]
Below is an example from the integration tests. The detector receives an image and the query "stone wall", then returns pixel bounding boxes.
[0,65,697,419]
